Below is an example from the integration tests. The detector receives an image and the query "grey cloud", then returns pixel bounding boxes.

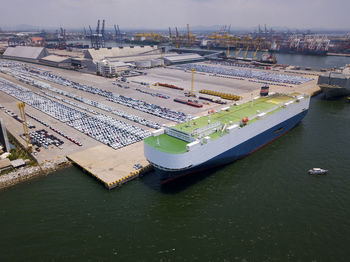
[0,0,349,29]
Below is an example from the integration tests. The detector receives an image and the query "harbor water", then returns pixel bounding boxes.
[276,53,350,69]
[1,61,350,261]
[229,50,350,69]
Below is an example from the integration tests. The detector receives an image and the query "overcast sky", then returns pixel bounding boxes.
[1,0,350,30]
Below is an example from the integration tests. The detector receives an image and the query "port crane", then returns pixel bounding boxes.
[234,48,242,59]
[168,27,173,45]
[57,27,66,49]
[17,102,32,152]
[243,35,252,59]
[186,24,196,47]
[253,37,263,60]
[175,27,180,48]
[88,19,106,48]
[134,31,162,42]
[114,24,122,44]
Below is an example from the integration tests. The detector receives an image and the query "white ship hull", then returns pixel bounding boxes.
[144,96,310,182]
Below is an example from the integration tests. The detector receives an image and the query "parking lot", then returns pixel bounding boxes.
[29,129,64,149]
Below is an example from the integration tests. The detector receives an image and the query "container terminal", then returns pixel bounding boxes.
[0,42,321,189]
[1,20,350,58]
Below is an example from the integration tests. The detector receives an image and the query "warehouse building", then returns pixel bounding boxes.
[84,46,159,62]
[39,55,72,68]
[115,53,162,63]
[163,53,204,65]
[2,46,49,62]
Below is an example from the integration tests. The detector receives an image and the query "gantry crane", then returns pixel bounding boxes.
[187,24,191,46]
[17,102,32,152]
[252,37,263,60]
[186,24,196,47]
[234,48,242,59]
[168,27,173,45]
[114,24,122,44]
[175,27,180,48]
[243,35,252,59]
[134,31,162,42]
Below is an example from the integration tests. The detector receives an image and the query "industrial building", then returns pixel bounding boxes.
[2,46,49,62]
[86,47,204,73]
[163,53,204,65]
[96,59,132,76]
[114,53,162,63]
[71,57,95,70]
[84,46,163,73]
[84,46,159,62]
[39,55,72,68]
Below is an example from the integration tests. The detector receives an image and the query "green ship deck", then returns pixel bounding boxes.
[144,94,301,154]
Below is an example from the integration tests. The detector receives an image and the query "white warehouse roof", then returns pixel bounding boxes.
[3,46,49,60]
[164,53,204,64]
[84,46,159,61]
[40,55,71,63]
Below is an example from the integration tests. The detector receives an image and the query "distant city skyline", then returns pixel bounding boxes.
[1,0,350,30]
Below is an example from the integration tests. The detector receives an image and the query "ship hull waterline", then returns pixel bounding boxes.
[149,110,308,184]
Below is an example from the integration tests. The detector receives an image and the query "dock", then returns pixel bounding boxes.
[0,58,324,190]
[327,52,350,57]
[67,142,152,189]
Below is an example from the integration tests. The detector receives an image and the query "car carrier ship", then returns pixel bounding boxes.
[317,67,350,99]
[144,92,310,183]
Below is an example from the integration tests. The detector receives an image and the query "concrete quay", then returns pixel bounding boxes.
[67,142,152,189]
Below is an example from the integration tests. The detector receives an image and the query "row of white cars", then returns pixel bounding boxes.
[3,63,189,123]
[0,77,149,150]
[178,63,312,85]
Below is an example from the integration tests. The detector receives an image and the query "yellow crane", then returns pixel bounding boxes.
[243,45,249,59]
[223,33,234,58]
[243,35,252,59]
[150,31,162,42]
[253,47,259,60]
[253,37,264,60]
[208,32,221,46]
[232,36,240,49]
[234,48,242,59]
[134,31,162,42]
[134,31,150,41]
[17,102,32,152]
[186,24,196,47]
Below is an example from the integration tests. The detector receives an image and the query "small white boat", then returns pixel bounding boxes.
[308,168,328,175]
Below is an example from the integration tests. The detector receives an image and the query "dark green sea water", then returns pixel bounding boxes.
[232,50,350,69]
[1,58,350,261]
